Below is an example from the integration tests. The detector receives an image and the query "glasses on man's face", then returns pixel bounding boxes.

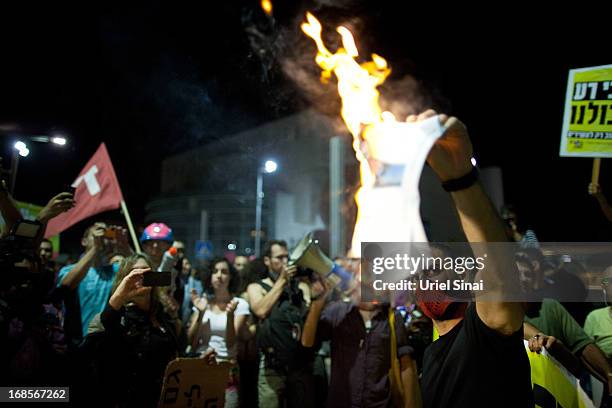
[272,255,289,262]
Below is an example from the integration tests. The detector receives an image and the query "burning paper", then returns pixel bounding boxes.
[301,13,445,256]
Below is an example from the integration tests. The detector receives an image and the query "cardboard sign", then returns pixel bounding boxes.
[158,358,231,408]
[560,64,612,157]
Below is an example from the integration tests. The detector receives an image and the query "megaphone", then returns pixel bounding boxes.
[289,232,353,291]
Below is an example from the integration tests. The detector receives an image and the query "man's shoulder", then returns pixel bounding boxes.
[540,298,568,316]
[248,278,273,291]
[321,301,353,322]
[586,307,609,322]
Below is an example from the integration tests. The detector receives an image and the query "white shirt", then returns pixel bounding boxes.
[194,297,250,360]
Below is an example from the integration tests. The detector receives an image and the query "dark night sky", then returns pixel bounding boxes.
[0,0,610,246]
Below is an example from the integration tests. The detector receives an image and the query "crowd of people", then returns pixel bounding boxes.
[2,111,612,407]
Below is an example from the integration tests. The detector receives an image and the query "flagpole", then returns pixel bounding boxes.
[121,200,141,253]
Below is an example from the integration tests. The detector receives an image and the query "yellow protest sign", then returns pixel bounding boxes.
[525,341,595,408]
[560,64,612,157]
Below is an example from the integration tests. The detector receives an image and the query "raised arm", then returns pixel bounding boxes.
[187,290,208,349]
[247,265,295,319]
[59,225,105,289]
[421,110,524,335]
[301,278,329,348]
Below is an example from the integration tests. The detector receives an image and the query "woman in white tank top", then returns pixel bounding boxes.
[187,257,250,407]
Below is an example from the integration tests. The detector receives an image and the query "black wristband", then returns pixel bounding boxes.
[441,166,479,192]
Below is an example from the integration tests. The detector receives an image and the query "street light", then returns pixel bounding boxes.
[7,135,68,195]
[14,141,29,157]
[254,159,278,257]
[51,136,67,146]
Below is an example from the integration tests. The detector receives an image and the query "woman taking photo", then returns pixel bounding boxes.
[95,254,180,407]
[188,257,250,407]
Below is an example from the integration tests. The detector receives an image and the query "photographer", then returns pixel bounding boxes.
[0,188,74,385]
[57,221,131,343]
[89,254,180,407]
[247,240,315,408]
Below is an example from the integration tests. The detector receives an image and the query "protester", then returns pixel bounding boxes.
[301,274,421,407]
[516,247,589,325]
[140,222,174,270]
[237,259,266,407]
[38,239,54,269]
[140,222,182,328]
[411,110,533,407]
[0,188,73,386]
[234,254,249,280]
[180,260,203,324]
[517,252,612,396]
[500,204,540,247]
[172,240,188,315]
[56,222,131,342]
[247,240,315,408]
[188,257,249,407]
[585,266,612,358]
[87,253,180,407]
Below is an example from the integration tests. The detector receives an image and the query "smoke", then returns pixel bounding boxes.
[148,55,261,154]
[241,0,446,133]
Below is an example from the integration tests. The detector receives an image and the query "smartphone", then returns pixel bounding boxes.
[142,271,171,287]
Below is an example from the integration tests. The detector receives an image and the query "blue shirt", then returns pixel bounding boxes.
[181,276,203,323]
[58,262,119,337]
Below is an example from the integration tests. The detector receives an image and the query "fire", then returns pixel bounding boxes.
[301,13,400,255]
[261,0,273,16]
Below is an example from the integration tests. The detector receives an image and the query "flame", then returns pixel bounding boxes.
[261,0,273,16]
[301,12,398,255]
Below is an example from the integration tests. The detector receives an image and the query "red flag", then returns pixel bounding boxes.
[45,143,124,237]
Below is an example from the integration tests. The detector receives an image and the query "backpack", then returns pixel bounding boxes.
[255,279,311,370]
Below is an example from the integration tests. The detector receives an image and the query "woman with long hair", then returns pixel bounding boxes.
[188,257,250,407]
[94,253,180,407]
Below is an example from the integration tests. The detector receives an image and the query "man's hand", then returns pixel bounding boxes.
[109,268,150,309]
[201,348,218,365]
[279,264,297,282]
[589,183,604,197]
[91,225,107,253]
[527,333,557,354]
[37,192,75,223]
[407,109,473,182]
[310,277,330,304]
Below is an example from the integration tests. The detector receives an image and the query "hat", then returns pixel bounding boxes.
[140,223,174,242]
